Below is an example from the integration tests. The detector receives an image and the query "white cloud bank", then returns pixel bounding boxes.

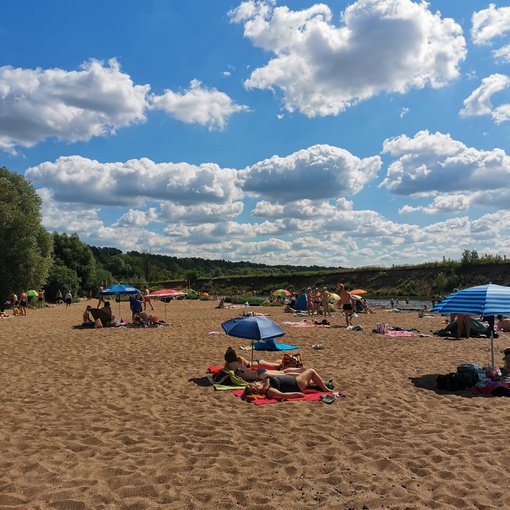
[230,0,466,117]
[0,61,248,154]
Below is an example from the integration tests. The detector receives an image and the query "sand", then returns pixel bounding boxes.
[1,300,510,510]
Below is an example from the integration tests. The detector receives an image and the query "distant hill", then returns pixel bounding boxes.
[157,262,510,298]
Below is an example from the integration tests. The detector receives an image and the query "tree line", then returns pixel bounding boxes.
[1,166,508,304]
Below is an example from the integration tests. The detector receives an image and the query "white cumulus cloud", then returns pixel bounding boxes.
[0,59,149,154]
[230,0,466,117]
[150,79,250,130]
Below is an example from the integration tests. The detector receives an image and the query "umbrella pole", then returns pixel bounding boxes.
[491,331,495,368]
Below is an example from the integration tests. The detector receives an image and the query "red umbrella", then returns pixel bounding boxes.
[350,289,367,295]
[147,289,186,322]
[148,289,186,299]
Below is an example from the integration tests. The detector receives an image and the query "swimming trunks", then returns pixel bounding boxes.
[343,304,353,311]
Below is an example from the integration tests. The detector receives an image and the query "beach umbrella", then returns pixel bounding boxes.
[27,290,38,298]
[100,283,141,296]
[273,289,291,298]
[431,284,510,367]
[222,315,285,363]
[350,289,368,295]
[100,283,141,317]
[329,293,340,301]
[147,289,186,322]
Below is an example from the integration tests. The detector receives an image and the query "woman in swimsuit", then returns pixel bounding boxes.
[224,347,305,382]
[241,368,333,399]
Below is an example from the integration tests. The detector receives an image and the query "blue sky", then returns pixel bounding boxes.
[2,0,510,268]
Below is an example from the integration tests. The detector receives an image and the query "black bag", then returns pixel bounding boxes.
[437,372,466,391]
[456,364,481,388]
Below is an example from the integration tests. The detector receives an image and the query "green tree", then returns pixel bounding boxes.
[45,264,81,303]
[0,167,53,301]
[52,232,97,294]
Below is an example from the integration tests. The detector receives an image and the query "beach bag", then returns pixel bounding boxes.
[376,323,388,334]
[281,352,303,369]
[456,363,483,388]
[437,372,466,391]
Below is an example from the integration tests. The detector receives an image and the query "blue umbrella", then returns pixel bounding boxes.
[431,284,510,367]
[100,283,141,317]
[222,316,285,364]
[100,284,141,295]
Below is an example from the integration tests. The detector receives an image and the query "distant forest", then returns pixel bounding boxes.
[49,232,510,301]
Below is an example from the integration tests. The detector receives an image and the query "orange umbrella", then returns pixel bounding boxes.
[350,289,367,295]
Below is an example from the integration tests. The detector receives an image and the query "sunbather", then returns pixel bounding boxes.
[224,347,306,381]
[497,315,510,332]
[241,369,333,399]
[82,305,95,327]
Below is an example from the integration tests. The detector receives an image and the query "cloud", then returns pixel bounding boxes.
[493,43,510,63]
[380,130,510,198]
[229,0,466,117]
[150,79,250,130]
[0,59,149,154]
[471,4,510,45]
[240,144,381,201]
[399,194,471,214]
[26,156,243,207]
[460,73,510,123]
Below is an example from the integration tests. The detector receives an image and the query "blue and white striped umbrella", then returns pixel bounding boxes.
[431,284,510,316]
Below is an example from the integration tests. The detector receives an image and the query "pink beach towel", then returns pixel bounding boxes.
[232,388,332,404]
[385,330,417,337]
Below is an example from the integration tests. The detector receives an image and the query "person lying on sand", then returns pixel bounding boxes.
[241,369,334,400]
[224,346,305,381]
[497,315,510,332]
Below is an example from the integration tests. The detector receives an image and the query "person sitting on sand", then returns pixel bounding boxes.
[82,305,94,327]
[241,369,334,400]
[216,298,225,309]
[224,347,304,381]
[497,315,510,332]
[134,311,159,326]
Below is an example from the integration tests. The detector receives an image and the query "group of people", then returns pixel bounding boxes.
[221,347,334,400]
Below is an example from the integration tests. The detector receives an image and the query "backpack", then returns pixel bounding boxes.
[456,363,484,388]
[437,372,466,391]
[211,369,248,386]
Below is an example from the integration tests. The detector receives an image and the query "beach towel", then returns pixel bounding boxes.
[254,338,299,351]
[232,388,331,404]
[289,322,331,328]
[385,331,418,337]
[207,374,247,391]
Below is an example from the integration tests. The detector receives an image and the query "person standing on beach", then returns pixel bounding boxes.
[19,290,28,316]
[97,286,105,308]
[55,289,62,306]
[37,289,45,309]
[65,291,72,307]
[143,287,154,311]
[337,284,353,327]
[321,287,331,317]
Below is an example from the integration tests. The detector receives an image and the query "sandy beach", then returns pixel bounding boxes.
[1,299,510,509]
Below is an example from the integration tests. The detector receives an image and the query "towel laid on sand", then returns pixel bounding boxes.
[232,388,330,404]
[253,338,298,351]
[385,330,418,337]
[207,374,246,391]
